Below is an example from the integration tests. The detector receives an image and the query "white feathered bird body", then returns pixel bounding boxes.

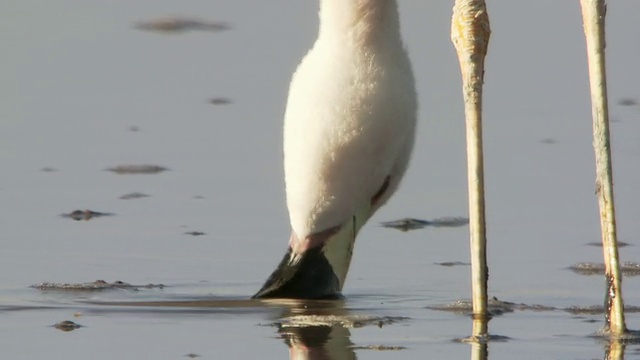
[284,0,417,240]
[253,0,416,299]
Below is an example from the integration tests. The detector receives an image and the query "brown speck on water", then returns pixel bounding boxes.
[40,167,58,172]
[73,312,83,318]
[62,209,113,221]
[120,192,150,200]
[53,320,82,332]
[208,97,233,105]
[184,354,201,359]
[106,164,168,175]
[618,98,638,106]
[539,138,557,144]
[134,16,231,33]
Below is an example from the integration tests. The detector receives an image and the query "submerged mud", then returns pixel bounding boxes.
[273,315,408,329]
[208,97,232,105]
[380,217,469,231]
[435,261,470,267]
[33,280,166,291]
[134,17,230,33]
[106,165,168,175]
[53,320,83,332]
[429,297,556,315]
[119,192,150,200]
[568,262,640,277]
[430,297,640,316]
[61,210,114,221]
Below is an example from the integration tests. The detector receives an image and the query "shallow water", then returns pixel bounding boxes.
[2,1,640,359]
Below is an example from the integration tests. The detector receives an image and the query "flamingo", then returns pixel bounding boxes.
[253,0,417,299]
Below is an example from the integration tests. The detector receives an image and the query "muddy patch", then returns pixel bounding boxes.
[380,217,468,231]
[430,297,640,316]
[435,261,470,267]
[106,164,168,175]
[565,305,640,315]
[208,97,232,105]
[618,98,638,106]
[184,231,206,236]
[429,297,556,315]
[119,192,150,200]
[33,280,166,291]
[539,137,557,144]
[586,241,631,247]
[273,315,408,329]
[53,320,83,332]
[568,262,640,277]
[61,209,114,221]
[134,17,230,33]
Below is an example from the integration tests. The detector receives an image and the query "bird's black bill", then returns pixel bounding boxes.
[252,246,341,299]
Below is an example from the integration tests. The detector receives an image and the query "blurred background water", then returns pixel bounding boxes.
[1,1,639,359]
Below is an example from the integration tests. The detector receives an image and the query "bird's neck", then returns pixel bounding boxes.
[318,0,402,49]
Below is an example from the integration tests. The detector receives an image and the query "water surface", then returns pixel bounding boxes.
[1,1,640,359]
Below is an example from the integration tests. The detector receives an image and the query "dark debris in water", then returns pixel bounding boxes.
[208,97,233,105]
[380,217,468,232]
[586,241,631,247]
[40,167,59,172]
[539,138,557,145]
[134,17,230,33]
[185,231,206,236]
[184,354,201,359]
[119,192,150,200]
[106,164,168,175]
[568,262,640,277]
[435,261,470,267]
[618,98,638,106]
[33,280,166,291]
[62,209,114,221]
[53,320,82,332]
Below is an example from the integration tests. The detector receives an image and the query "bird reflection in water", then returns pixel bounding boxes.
[280,323,354,360]
[267,299,355,360]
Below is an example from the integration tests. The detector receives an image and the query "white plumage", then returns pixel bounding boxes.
[285,0,416,243]
[255,0,416,298]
